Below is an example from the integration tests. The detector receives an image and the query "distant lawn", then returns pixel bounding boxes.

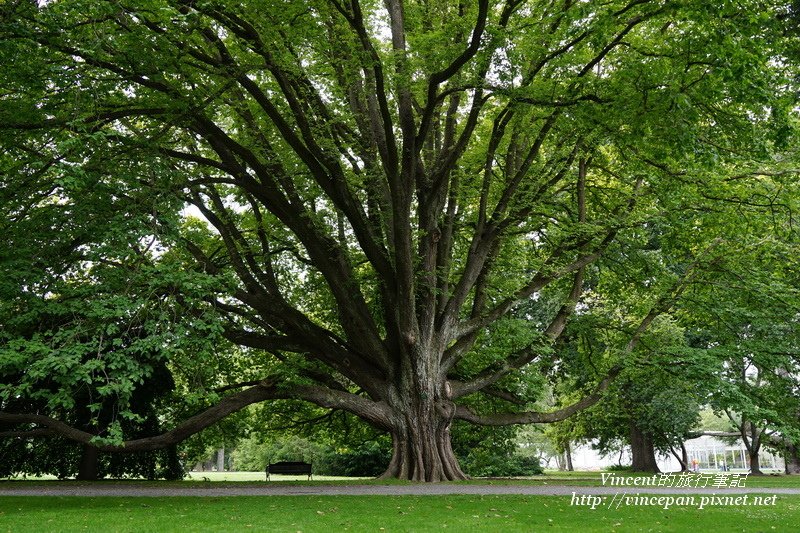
[537,470,800,489]
[3,469,800,488]
[185,472,371,483]
[1,495,798,532]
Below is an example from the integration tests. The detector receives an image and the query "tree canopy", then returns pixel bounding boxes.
[1,0,798,480]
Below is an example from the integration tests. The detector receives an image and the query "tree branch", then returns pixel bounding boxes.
[454,366,621,425]
[0,381,392,451]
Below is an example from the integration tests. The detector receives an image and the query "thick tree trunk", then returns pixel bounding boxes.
[740,421,764,475]
[629,422,660,473]
[76,444,100,481]
[784,442,800,475]
[379,373,467,481]
[748,449,763,475]
[381,421,466,481]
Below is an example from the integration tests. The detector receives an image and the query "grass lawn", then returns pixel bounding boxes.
[186,472,372,482]
[535,470,800,489]
[183,470,800,489]
[4,469,800,488]
[1,494,798,532]
[185,470,800,488]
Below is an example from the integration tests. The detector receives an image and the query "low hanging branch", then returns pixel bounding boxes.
[0,380,392,452]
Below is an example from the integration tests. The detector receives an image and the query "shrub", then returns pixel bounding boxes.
[324,440,391,477]
[460,449,543,477]
[231,435,331,472]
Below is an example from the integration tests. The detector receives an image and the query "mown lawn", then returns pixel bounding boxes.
[535,470,800,489]
[1,495,798,532]
[4,469,800,488]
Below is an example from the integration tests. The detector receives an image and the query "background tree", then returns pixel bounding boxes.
[688,262,800,474]
[548,315,712,472]
[0,173,220,479]
[672,165,800,475]
[1,0,797,480]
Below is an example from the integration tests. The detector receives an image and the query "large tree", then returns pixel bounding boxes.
[1,0,797,480]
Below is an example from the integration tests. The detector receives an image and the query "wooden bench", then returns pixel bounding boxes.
[266,461,312,480]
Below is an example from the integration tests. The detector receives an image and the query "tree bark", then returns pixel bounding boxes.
[76,444,100,481]
[669,442,689,472]
[784,442,800,475]
[379,372,467,481]
[216,447,225,472]
[741,421,763,475]
[565,441,574,471]
[748,449,763,475]
[629,422,660,473]
[381,419,466,481]
[680,442,688,472]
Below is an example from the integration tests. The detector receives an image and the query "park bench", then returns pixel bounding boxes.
[266,461,312,480]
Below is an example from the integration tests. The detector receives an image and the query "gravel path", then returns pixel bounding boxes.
[2,484,799,497]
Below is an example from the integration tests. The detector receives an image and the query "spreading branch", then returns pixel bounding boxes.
[0,381,391,451]
[454,366,621,425]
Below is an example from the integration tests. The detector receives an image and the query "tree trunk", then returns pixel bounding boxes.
[76,444,100,481]
[216,447,225,472]
[565,441,574,472]
[629,422,660,473]
[382,426,465,481]
[784,442,800,475]
[742,422,763,475]
[379,374,467,481]
[669,442,689,472]
[681,443,688,471]
[748,449,763,475]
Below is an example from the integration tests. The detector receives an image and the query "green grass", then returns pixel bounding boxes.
[178,470,800,489]
[535,471,800,489]
[0,472,370,483]
[0,495,798,532]
[186,472,372,482]
[4,469,800,488]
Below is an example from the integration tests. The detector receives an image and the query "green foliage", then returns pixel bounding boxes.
[231,434,391,477]
[232,419,541,478]
[0,437,185,480]
[459,451,543,478]
[451,421,543,477]
[676,218,800,452]
[232,435,330,472]
[326,440,393,478]
[604,464,634,472]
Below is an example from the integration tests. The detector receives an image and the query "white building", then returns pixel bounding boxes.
[561,436,784,472]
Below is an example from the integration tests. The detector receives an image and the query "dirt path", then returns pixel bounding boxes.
[1,483,799,497]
